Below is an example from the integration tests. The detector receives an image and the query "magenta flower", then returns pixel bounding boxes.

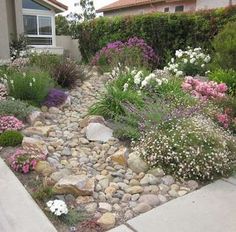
[0,116,24,133]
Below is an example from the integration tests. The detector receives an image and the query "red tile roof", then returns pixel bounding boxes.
[97,0,165,12]
[47,0,68,11]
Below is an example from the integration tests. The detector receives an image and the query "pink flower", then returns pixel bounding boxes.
[182,82,192,91]
[216,83,228,93]
[0,116,24,133]
[22,164,30,174]
[216,113,230,128]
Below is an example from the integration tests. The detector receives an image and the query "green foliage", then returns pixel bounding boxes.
[60,209,87,226]
[89,85,144,119]
[212,21,236,70]
[0,99,35,121]
[51,59,81,88]
[10,34,28,60]
[209,69,236,95]
[0,131,23,147]
[32,186,55,202]
[3,69,54,106]
[134,115,236,181]
[55,15,71,35]
[29,53,63,72]
[72,6,236,65]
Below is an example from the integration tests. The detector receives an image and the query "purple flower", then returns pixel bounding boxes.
[43,89,68,108]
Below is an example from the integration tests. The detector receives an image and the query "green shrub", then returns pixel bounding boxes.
[3,69,54,106]
[0,131,23,147]
[51,59,81,88]
[89,85,144,119]
[29,52,63,72]
[209,69,236,95]
[134,115,236,181]
[72,6,236,65]
[32,186,55,202]
[212,21,236,70]
[0,99,35,121]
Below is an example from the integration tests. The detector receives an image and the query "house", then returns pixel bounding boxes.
[0,0,68,61]
[97,0,236,17]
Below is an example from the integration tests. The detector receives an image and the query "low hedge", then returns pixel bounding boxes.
[72,6,236,66]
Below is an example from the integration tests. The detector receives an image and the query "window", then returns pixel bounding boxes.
[175,5,184,12]
[23,15,53,46]
[164,7,169,12]
[22,0,50,11]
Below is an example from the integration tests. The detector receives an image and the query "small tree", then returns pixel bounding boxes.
[55,15,71,35]
[80,0,96,21]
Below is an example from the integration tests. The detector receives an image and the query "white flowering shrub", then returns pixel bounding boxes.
[110,66,169,93]
[47,200,68,216]
[133,115,236,181]
[164,47,211,77]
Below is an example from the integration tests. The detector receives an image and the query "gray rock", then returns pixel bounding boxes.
[138,194,160,207]
[148,168,165,177]
[127,152,148,174]
[162,175,175,186]
[133,203,152,214]
[85,202,97,213]
[62,147,71,156]
[98,202,112,212]
[187,180,199,190]
[86,123,113,142]
[140,174,161,186]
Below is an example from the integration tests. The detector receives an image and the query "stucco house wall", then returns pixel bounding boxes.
[104,0,196,17]
[196,0,235,10]
[0,0,11,60]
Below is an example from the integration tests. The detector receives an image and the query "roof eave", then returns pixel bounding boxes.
[42,0,68,13]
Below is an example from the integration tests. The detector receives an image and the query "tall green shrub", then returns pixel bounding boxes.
[212,21,236,70]
[72,6,236,66]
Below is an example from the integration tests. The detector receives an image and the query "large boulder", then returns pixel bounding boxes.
[110,146,128,166]
[35,161,54,176]
[127,152,148,174]
[27,111,44,125]
[86,123,113,143]
[53,175,95,196]
[80,115,105,128]
[22,125,54,137]
[22,137,48,159]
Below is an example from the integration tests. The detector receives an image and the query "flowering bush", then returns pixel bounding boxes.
[92,37,159,71]
[10,34,28,60]
[0,116,24,133]
[9,57,30,70]
[43,89,68,108]
[165,47,211,77]
[182,76,228,100]
[134,115,236,181]
[110,67,169,93]
[2,69,54,106]
[8,149,37,174]
[47,200,68,216]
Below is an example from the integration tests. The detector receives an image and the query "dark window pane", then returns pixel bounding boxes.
[27,37,52,45]
[22,0,50,10]
[23,15,37,35]
[39,16,52,35]
[164,7,169,12]
[175,5,184,12]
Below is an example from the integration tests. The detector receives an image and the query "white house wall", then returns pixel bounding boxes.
[196,0,236,10]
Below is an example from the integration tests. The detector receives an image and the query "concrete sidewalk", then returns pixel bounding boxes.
[0,158,57,232]
[109,178,236,232]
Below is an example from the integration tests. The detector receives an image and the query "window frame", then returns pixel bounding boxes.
[175,5,184,12]
[164,7,169,12]
[22,8,56,47]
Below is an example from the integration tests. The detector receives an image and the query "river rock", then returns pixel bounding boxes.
[53,175,94,196]
[86,123,113,142]
[127,152,148,174]
[97,213,116,230]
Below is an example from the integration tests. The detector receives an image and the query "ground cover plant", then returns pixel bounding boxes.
[0,130,23,147]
